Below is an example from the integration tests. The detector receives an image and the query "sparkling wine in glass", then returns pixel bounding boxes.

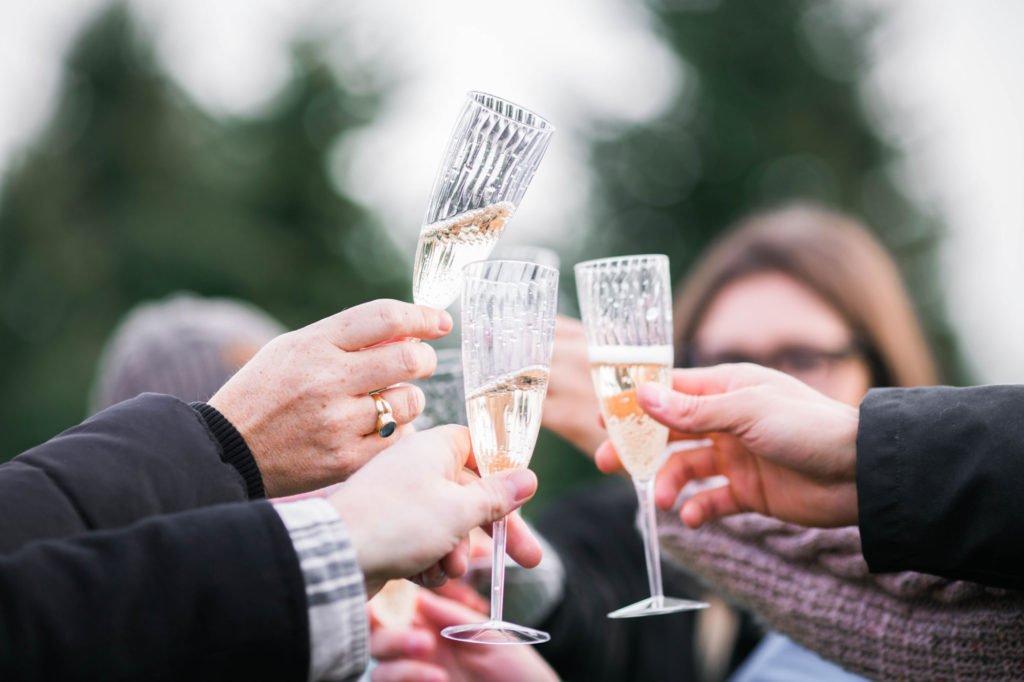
[441,260,558,645]
[575,254,710,619]
[412,92,554,310]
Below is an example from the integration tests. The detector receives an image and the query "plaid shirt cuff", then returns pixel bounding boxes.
[275,499,368,682]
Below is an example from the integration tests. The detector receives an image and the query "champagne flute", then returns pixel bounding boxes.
[441,260,558,645]
[412,92,555,310]
[411,348,467,430]
[574,254,709,618]
[489,244,561,272]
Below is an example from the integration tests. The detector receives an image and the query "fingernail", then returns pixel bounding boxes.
[639,383,667,410]
[682,500,704,529]
[502,469,536,505]
[438,311,453,333]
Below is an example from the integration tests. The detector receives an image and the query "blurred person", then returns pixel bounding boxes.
[591,209,1024,678]
[89,292,287,412]
[537,203,941,681]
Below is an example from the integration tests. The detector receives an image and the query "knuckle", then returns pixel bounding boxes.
[667,392,700,420]
[375,300,403,332]
[399,342,426,375]
[405,386,425,418]
[478,482,506,521]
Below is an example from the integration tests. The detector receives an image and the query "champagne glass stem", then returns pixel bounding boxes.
[489,516,509,623]
[635,477,665,607]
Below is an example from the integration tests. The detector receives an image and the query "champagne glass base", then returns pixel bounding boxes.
[607,596,709,619]
[441,620,550,645]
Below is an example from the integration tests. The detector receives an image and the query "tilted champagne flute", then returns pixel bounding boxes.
[412,92,555,310]
[441,260,558,645]
[575,254,709,618]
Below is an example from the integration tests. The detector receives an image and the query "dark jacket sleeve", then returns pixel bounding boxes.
[858,385,1024,589]
[0,500,309,682]
[533,478,707,682]
[0,394,257,553]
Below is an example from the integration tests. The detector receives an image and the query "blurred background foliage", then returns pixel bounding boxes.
[0,1,966,508]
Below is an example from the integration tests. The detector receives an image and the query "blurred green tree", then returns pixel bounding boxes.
[0,4,404,459]
[573,0,966,382]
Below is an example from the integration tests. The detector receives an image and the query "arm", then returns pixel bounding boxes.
[0,423,544,682]
[0,394,253,553]
[657,511,1024,681]
[858,385,1024,589]
[0,502,312,682]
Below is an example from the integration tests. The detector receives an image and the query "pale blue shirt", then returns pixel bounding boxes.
[730,632,868,682]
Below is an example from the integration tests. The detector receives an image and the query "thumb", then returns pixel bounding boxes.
[638,382,751,435]
[462,469,537,529]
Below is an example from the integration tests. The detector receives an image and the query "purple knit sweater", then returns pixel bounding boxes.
[657,511,1024,681]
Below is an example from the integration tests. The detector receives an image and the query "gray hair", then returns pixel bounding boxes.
[90,292,286,413]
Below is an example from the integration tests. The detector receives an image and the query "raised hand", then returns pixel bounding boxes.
[595,363,860,528]
[210,299,452,496]
[330,425,542,595]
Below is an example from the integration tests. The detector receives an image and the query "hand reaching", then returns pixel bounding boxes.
[595,363,860,528]
[210,299,452,496]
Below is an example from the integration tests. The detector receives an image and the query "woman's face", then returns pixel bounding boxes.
[691,271,872,406]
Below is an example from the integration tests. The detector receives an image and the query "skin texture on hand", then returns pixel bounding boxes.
[329,425,542,595]
[540,316,606,456]
[370,590,558,682]
[209,299,452,497]
[595,363,860,528]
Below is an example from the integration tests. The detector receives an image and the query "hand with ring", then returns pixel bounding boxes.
[209,299,453,497]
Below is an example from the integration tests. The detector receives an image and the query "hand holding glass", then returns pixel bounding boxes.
[575,254,709,618]
[441,260,559,645]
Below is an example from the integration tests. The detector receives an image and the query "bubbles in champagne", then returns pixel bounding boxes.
[412,202,515,309]
[465,365,549,477]
[588,345,673,481]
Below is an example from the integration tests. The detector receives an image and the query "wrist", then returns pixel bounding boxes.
[329,493,387,594]
[275,499,369,680]
[191,401,266,499]
[837,402,859,482]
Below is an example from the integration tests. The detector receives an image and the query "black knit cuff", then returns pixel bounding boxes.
[191,402,266,500]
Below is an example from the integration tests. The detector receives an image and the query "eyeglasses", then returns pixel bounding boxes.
[683,343,864,389]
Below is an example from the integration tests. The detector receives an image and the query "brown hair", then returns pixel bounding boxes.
[673,204,939,387]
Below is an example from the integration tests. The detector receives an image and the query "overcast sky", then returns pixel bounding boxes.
[1,0,1022,381]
